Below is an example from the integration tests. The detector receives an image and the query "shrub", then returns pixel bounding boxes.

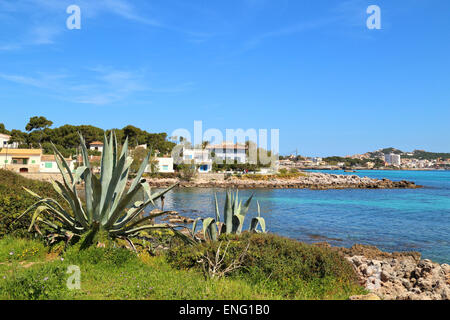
[0,170,68,238]
[167,233,360,297]
[176,163,197,181]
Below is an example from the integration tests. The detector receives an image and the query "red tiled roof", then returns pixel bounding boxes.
[41,155,72,162]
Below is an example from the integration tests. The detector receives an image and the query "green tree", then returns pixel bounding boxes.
[25,116,53,132]
[8,129,28,146]
[130,147,149,174]
[0,123,9,135]
[25,116,53,145]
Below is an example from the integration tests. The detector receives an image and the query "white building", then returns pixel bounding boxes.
[156,157,174,173]
[0,149,42,173]
[206,142,247,164]
[0,133,19,149]
[40,155,75,173]
[384,153,401,167]
[89,141,104,152]
[182,148,212,173]
[146,157,175,174]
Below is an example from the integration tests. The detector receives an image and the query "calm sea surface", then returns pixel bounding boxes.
[150,170,450,263]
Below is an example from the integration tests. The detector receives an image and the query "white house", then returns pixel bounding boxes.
[0,133,19,149]
[182,148,213,173]
[206,142,247,164]
[0,149,42,173]
[89,141,104,152]
[40,155,75,173]
[146,157,174,173]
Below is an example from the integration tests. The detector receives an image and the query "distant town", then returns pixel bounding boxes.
[1,117,450,176]
[279,147,450,171]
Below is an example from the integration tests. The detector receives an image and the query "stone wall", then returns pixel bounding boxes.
[19,172,65,183]
[196,173,225,182]
[4,165,40,173]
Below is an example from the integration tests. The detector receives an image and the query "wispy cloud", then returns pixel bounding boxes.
[0,67,194,106]
[0,0,215,51]
[238,0,377,53]
[243,18,338,52]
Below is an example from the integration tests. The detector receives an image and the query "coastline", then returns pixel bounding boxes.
[143,171,422,190]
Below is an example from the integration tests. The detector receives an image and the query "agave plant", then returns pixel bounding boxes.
[17,132,179,247]
[192,190,266,241]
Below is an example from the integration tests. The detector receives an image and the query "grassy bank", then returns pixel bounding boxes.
[0,236,365,300]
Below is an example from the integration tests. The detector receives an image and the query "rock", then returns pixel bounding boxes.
[380,271,391,282]
[441,264,450,272]
[349,293,381,300]
[418,259,434,273]
[441,286,450,299]
[352,256,363,267]
[345,249,449,300]
[402,279,412,290]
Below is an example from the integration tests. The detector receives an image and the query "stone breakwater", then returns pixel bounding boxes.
[143,172,421,190]
[336,245,450,300]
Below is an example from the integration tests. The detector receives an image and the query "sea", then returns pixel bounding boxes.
[152,170,450,264]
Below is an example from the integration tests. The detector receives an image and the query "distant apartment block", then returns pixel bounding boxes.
[384,153,401,167]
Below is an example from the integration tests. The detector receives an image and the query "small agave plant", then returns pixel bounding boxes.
[192,190,266,241]
[18,132,179,248]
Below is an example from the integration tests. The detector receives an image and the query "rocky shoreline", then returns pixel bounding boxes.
[334,244,450,300]
[144,172,422,190]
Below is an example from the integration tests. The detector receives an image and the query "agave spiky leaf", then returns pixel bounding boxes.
[194,190,265,241]
[224,190,233,234]
[192,218,201,236]
[202,218,218,241]
[214,193,220,222]
[250,201,266,233]
[18,131,179,246]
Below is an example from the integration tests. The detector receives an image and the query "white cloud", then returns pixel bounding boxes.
[0,67,193,106]
[0,0,214,51]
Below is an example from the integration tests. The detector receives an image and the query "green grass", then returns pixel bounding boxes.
[0,236,366,300]
[0,239,279,300]
[0,236,46,263]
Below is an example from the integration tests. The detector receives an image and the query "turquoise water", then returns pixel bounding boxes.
[154,170,450,263]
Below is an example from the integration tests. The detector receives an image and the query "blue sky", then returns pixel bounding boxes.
[0,0,449,156]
